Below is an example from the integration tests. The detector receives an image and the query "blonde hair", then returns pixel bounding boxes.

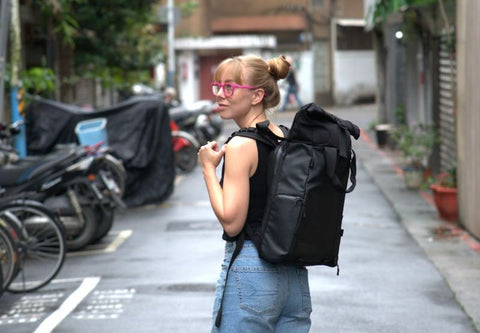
[213,54,291,109]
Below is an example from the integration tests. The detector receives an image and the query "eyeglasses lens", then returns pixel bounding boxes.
[224,84,233,96]
[212,84,220,95]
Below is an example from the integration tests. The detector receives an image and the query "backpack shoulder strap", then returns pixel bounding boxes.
[324,147,357,193]
[278,124,289,137]
[225,120,286,147]
[215,231,244,327]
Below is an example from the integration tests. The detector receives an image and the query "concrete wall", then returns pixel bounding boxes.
[383,17,405,124]
[333,50,376,104]
[335,0,365,18]
[313,39,332,104]
[456,0,480,239]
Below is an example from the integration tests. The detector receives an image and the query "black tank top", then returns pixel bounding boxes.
[220,139,272,243]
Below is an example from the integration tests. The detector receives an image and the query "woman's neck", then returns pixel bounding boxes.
[236,108,267,129]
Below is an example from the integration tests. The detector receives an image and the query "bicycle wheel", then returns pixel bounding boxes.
[0,218,18,294]
[0,200,66,293]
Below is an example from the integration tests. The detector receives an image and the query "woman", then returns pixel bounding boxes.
[197,54,312,332]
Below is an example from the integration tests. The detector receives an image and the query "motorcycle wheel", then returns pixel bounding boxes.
[93,206,114,242]
[175,144,198,173]
[62,205,97,251]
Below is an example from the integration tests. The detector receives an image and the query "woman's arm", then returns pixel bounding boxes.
[198,137,257,237]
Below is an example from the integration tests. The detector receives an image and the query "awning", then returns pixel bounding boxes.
[211,15,307,33]
[336,19,366,27]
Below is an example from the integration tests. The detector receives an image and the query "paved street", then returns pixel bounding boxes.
[0,103,478,332]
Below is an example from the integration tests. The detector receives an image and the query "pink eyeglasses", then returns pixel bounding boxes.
[211,82,257,97]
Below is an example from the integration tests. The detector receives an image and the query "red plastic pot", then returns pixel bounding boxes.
[430,184,458,222]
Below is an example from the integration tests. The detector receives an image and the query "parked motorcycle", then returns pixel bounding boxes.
[168,99,223,147]
[0,122,126,250]
[0,121,21,165]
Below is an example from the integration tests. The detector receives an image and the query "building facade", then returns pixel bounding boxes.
[366,0,480,239]
[456,0,480,239]
[171,0,374,107]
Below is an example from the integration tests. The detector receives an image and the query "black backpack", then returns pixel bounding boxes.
[215,103,360,327]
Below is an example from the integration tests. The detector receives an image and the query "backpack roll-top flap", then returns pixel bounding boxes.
[289,103,360,144]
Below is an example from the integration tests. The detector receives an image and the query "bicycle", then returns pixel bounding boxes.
[0,216,18,296]
[0,199,66,293]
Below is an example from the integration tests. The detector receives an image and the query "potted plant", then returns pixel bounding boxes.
[429,166,458,222]
[390,123,438,189]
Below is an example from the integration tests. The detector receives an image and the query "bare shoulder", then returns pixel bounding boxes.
[224,135,257,174]
[226,135,257,151]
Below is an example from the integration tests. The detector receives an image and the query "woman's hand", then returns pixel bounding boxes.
[197,141,226,172]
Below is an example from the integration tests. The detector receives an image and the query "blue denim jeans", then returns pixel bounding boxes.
[211,241,312,332]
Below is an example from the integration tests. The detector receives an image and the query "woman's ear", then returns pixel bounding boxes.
[251,89,265,106]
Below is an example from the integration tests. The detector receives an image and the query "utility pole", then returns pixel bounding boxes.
[167,0,175,87]
[0,0,11,122]
[9,0,26,157]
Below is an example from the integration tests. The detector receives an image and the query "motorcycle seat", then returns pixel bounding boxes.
[169,107,194,122]
[0,148,80,186]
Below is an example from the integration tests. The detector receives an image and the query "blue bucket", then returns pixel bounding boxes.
[75,118,108,148]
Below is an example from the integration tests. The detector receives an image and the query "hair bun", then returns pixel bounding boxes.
[267,55,290,81]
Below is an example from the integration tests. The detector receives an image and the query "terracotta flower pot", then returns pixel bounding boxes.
[430,184,458,222]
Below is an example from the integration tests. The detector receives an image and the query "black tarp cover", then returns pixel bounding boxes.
[25,96,175,207]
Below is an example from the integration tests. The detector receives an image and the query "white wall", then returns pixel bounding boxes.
[277,51,314,110]
[177,51,198,106]
[297,51,314,105]
[334,50,376,104]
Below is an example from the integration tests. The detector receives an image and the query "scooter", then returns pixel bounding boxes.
[170,118,200,173]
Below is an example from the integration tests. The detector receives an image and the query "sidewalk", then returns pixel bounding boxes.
[327,103,480,331]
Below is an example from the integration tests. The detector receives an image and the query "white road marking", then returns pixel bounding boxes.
[33,277,100,333]
[67,229,132,257]
[50,277,93,284]
[103,229,132,252]
[174,175,184,186]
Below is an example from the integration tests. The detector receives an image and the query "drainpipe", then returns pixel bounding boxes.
[329,0,336,105]
[167,0,175,87]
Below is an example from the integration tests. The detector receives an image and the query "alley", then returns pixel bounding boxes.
[0,104,477,333]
